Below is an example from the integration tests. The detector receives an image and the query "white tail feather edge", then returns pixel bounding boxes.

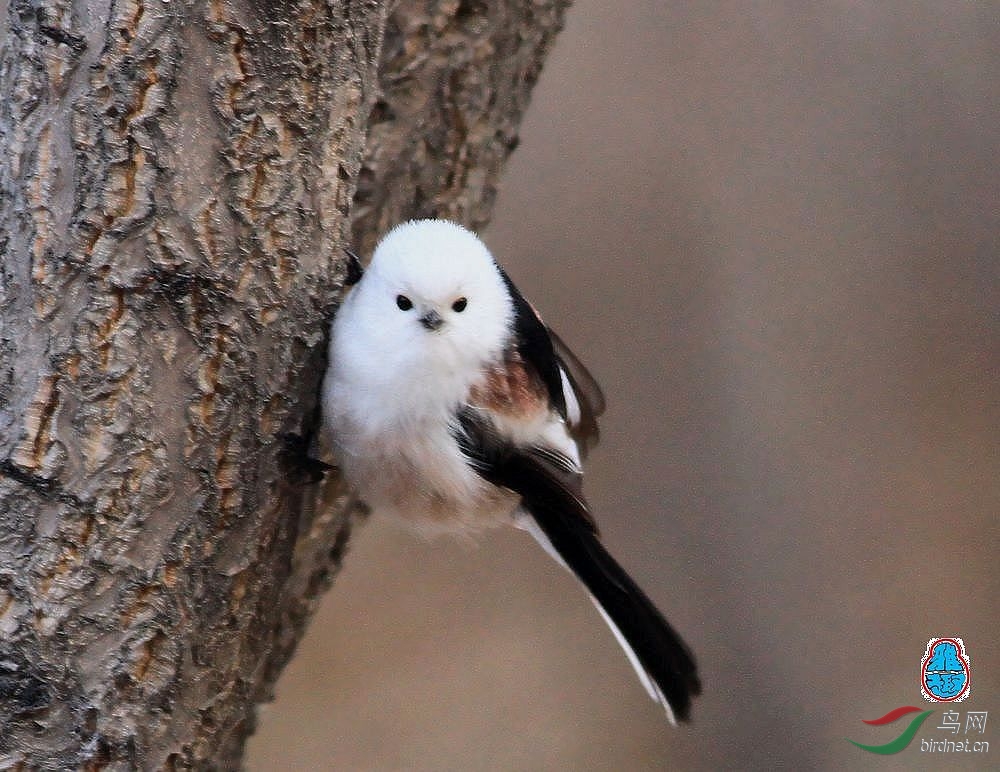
[515,513,677,725]
[590,598,677,725]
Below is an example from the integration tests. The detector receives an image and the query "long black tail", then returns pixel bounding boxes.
[518,494,701,724]
[455,409,701,722]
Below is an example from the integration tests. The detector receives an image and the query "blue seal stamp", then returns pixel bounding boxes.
[921,637,970,702]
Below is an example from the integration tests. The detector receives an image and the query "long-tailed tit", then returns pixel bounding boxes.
[323,219,700,723]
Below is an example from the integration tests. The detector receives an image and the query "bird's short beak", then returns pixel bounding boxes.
[419,309,444,331]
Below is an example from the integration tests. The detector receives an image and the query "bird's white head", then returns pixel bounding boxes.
[337,220,514,400]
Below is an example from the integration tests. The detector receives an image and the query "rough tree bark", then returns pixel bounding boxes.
[0,0,569,768]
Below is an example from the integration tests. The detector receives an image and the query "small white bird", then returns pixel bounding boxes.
[323,219,700,723]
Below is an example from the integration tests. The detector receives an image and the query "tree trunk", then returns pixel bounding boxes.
[0,0,568,768]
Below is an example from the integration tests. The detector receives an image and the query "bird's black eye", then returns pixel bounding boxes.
[452,297,467,312]
[396,295,413,311]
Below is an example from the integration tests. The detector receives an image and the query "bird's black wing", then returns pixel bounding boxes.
[548,328,605,454]
[496,267,606,454]
[496,267,568,419]
[454,408,701,723]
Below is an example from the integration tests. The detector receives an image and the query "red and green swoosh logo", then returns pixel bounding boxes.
[847,706,935,754]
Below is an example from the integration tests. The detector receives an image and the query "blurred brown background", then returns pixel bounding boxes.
[249,2,997,769]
